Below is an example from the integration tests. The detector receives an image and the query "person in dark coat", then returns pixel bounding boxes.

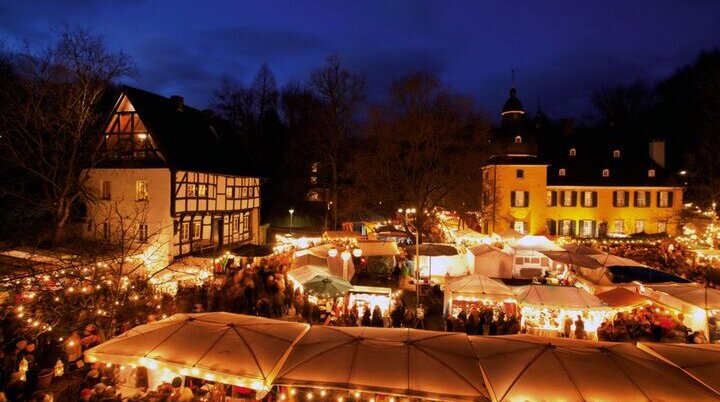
[371,306,383,327]
[361,308,372,327]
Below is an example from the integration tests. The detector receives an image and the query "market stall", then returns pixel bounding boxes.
[347,285,392,317]
[406,243,467,280]
[466,245,513,279]
[287,264,331,291]
[443,274,516,317]
[470,335,720,402]
[292,244,356,280]
[514,284,613,338]
[644,283,720,342]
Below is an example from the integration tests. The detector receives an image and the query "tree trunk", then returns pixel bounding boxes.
[51,199,72,245]
[331,159,339,230]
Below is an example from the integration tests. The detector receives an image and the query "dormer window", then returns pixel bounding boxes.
[559,168,566,177]
[514,135,522,144]
[613,150,621,158]
[569,148,576,156]
[648,169,656,177]
[602,169,610,177]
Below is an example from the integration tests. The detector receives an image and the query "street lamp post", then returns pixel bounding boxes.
[289,208,295,234]
[399,208,421,307]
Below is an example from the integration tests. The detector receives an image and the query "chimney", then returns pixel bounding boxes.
[170,95,184,112]
[561,118,574,136]
[649,139,665,168]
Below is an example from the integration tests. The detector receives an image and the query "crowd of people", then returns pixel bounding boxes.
[596,239,720,287]
[597,307,709,344]
[445,306,522,336]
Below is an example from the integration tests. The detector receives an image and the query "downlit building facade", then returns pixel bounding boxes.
[481,87,683,237]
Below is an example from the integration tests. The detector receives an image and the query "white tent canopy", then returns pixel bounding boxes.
[509,235,563,251]
[638,343,720,395]
[287,265,331,286]
[470,335,720,402]
[514,284,609,310]
[275,326,490,401]
[292,245,355,280]
[84,313,309,392]
[466,245,513,278]
[644,283,720,337]
[444,274,516,315]
[356,240,399,257]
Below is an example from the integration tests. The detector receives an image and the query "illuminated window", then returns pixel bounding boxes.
[514,136,522,144]
[512,190,528,207]
[187,184,197,197]
[635,219,645,234]
[311,162,319,173]
[562,191,574,206]
[648,169,656,177]
[101,181,111,200]
[181,222,189,241]
[227,186,234,198]
[658,191,671,207]
[546,190,556,207]
[513,221,527,234]
[602,169,609,177]
[232,216,239,233]
[613,219,624,234]
[192,221,201,239]
[569,148,576,156]
[582,191,596,207]
[560,220,573,236]
[135,180,148,201]
[658,221,667,233]
[635,191,648,207]
[613,150,621,158]
[559,168,566,177]
[198,184,207,197]
[615,191,627,207]
[580,220,595,237]
[138,224,148,243]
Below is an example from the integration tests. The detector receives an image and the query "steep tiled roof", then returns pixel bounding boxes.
[118,86,260,176]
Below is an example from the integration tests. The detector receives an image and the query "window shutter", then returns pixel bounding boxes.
[624,191,629,207]
[547,220,557,236]
[560,191,565,206]
[634,191,639,207]
[570,220,576,236]
[592,192,598,207]
[656,191,660,207]
[551,191,557,206]
[646,191,651,207]
[613,191,618,207]
[668,191,674,207]
[511,191,516,207]
[524,191,530,207]
[591,221,597,237]
[571,191,577,206]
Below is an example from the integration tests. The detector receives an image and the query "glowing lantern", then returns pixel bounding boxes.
[352,248,363,258]
[328,248,338,257]
[341,251,351,261]
[19,357,28,381]
[54,359,64,377]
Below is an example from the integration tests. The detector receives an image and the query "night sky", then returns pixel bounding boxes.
[1,0,719,120]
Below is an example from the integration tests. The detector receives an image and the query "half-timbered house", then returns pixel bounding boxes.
[83,86,261,274]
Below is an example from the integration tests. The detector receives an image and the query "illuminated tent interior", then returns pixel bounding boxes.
[443,274,516,315]
[514,284,609,310]
[292,244,355,280]
[470,335,720,402]
[644,283,720,337]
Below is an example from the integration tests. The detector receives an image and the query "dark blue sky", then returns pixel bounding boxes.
[2,0,719,120]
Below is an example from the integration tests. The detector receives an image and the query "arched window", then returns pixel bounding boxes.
[569,148,576,156]
[559,168,566,177]
[514,135,522,144]
[602,169,610,177]
[613,150,621,158]
[648,169,656,177]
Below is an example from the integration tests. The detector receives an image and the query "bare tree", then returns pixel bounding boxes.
[0,26,134,244]
[349,72,490,241]
[310,55,365,229]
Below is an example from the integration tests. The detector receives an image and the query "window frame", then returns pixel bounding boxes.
[101,181,112,200]
[135,180,148,201]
